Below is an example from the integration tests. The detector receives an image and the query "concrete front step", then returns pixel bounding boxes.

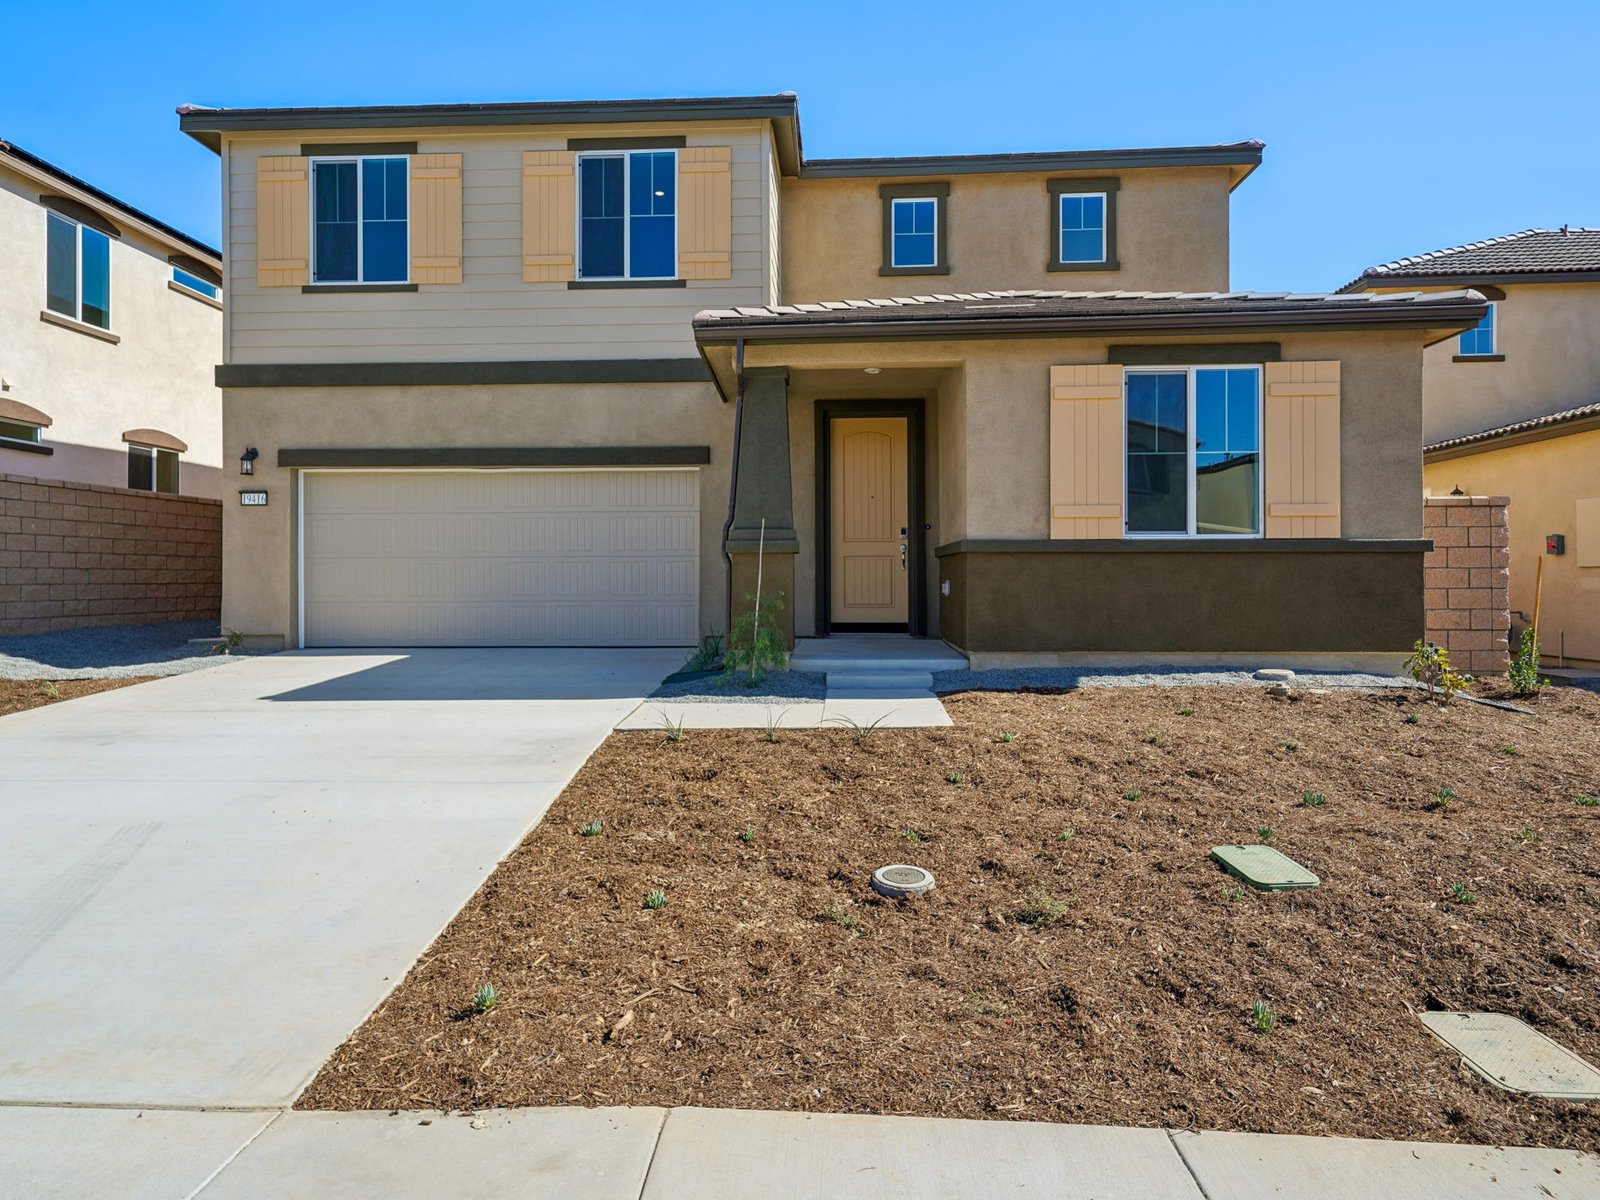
[823,669,935,692]
[791,655,967,675]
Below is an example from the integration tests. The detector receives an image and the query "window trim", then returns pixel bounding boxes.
[1455,301,1498,358]
[573,147,680,282]
[1122,363,1264,540]
[878,181,950,277]
[171,266,220,300]
[308,154,411,286]
[1048,176,1120,272]
[45,210,113,330]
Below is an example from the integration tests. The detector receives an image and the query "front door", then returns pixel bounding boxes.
[829,416,909,627]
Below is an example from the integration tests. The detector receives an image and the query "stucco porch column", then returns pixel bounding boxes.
[725,367,798,649]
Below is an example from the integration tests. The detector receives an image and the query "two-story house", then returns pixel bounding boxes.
[1,139,223,497]
[179,94,1483,664]
[1343,230,1600,667]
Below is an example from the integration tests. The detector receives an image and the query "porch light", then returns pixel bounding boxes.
[240,447,259,476]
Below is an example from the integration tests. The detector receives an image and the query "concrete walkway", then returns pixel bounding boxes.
[3,1105,1592,1199]
[0,647,680,1109]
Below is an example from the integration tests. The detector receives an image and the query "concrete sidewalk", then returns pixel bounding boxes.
[4,1105,1593,1199]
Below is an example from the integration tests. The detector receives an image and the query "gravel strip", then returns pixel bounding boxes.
[650,669,826,704]
[0,621,272,680]
[935,665,1413,693]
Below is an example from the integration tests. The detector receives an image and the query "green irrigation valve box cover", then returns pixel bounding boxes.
[1210,844,1320,891]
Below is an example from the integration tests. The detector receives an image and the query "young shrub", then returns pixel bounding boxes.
[1507,628,1547,697]
[1503,744,1521,757]
[1449,882,1477,905]
[724,590,786,687]
[34,681,61,700]
[820,901,861,931]
[208,628,245,656]
[760,706,790,744]
[1577,794,1600,808]
[1404,639,1466,703]
[1518,827,1542,844]
[904,827,925,844]
[827,712,891,746]
[1056,829,1076,843]
[738,825,755,844]
[579,819,604,837]
[1300,791,1327,808]
[1015,887,1069,927]
[1123,789,1142,802]
[1256,825,1275,845]
[1250,1000,1277,1034]
[1178,706,1196,717]
[682,632,724,673]
[1433,786,1457,810]
[644,889,667,911]
[1222,884,1245,904]
[1143,729,1169,747]
[1404,712,1420,725]
[946,772,967,785]
[472,983,498,1013]
[997,731,1018,744]
[658,712,688,743]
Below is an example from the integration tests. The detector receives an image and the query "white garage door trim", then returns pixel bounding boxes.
[296,467,700,648]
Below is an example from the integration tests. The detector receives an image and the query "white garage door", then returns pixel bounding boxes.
[301,470,699,647]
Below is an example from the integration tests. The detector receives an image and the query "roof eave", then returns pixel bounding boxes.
[798,141,1264,182]
[1426,411,1600,462]
[1343,269,1600,292]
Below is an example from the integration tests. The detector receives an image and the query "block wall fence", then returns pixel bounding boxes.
[1423,495,1511,676]
[0,471,221,637]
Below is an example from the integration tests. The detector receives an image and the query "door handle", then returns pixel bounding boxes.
[899,542,908,571]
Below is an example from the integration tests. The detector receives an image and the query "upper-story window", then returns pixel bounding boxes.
[1048,177,1120,272]
[311,156,408,284]
[577,149,677,280]
[46,212,112,329]
[127,443,180,494]
[1458,302,1497,357]
[172,266,219,299]
[0,418,44,445]
[878,182,950,276]
[1126,366,1262,537]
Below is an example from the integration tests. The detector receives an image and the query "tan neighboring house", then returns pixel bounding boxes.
[1343,229,1600,667]
[178,94,1483,662]
[0,140,224,497]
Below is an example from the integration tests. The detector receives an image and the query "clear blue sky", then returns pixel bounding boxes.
[7,0,1595,291]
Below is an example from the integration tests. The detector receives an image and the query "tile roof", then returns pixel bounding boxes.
[1342,228,1600,289]
[693,288,1487,340]
[1425,400,1600,455]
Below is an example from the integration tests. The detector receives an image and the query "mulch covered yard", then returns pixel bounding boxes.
[301,683,1600,1149]
[0,677,149,718]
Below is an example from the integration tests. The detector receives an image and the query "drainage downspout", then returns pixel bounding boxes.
[719,337,747,636]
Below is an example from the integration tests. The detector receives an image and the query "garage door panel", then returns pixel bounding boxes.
[302,470,699,647]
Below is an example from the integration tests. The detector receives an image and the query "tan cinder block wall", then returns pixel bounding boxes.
[1423,496,1510,675]
[0,471,221,636]
[780,167,1234,303]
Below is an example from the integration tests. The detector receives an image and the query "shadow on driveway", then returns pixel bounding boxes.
[263,647,684,702]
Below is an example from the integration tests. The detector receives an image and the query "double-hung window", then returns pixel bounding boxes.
[1057,193,1107,264]
[578,149,677,280]
[46,212,112,329]
[1458,302,1496,357]
[127,444,179,495]
[891,198,939,269]
[1125,366,1262,537]
[311,156,408,283]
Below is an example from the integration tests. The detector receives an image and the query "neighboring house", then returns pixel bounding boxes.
[1342,229,1600,666]
[0,140,224,497]
[178,94,1482,663]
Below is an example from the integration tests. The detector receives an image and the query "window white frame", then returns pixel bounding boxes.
[308,155,411,285]
[1057,191,1108,264]
[1457,301,1497,356]
[127,443,180,495]
[889,196,940,269]
[1122,365,1264,539]
[574,148,679,281]
[0,419,44,444]
[45,211,112,328]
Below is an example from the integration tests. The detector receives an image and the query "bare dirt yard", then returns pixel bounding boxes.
[0,677,149,718]
[300,683,1600,1149]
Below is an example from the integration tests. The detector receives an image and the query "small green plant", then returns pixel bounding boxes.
[1449,882,1477,905]
[209,628,245,656]
[1404,711,1420,725]
[1123,789,1142,802]
[1503,744,1521,757]
[1507,627,1547,697]
[1143,728,1169,747]
[472,983,498,1013]
[760,706,790,743]
[738,824,755,844]
[904,827,924,844]
[1433,786,1457,809]
[1178,706,1196,717]
[1056,829,1076,843]
[1576,794,1600,808]
[1518,827,1542,844]
[946,772,967,785]
[821,901,861,931]
[682,632,723,673]
[723,590,787,687]
[34,680,61,700]
[1015,886,1069,926]
[1256,825,1275,845]
[1301,791,1327,808]
[1282,738,1303,752]
[644,889,667,911]
[656,711,688,743]
[1405,639,1466,702]
[997,731,1018,744]
[969,992,1016,1018]
[579,819,604,837]
[1250,1000,1277,1034]
[827,712,893,746]
[1223,884,1245,903]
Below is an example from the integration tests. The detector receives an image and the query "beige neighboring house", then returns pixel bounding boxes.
[1343,229,1600,667]
[0,140,223,498]
[178,94,1482,662]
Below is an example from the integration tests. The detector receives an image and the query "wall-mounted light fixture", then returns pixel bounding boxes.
[240,447,259,476]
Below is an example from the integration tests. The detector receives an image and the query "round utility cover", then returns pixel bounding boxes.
[872,863,936,898]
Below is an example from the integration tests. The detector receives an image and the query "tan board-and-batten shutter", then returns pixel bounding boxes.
[256,156,309,287]
[522,151,576,283]
[1263,361,1341,538]
[677,147,732,280]
[409,153,463,284]
[1049,364,1125,539]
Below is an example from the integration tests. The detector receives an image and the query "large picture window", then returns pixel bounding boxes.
[312,156,408,283]
[46,212,112,329]
[1126,366,1261,536]
[578,149,677,280]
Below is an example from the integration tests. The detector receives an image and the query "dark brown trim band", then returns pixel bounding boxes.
[278,446,712,469]
[1109,342,1281,365]
[39,194,121,238]
[567,278,687,290]
[301,283,419,293]
[936,537,1433,556]
[879,182,951,278]
[1452,354,1505,363]
[217,358,712,388]
[1048,176,1119,273]
[300,141,418,157]
[568,135,687,150]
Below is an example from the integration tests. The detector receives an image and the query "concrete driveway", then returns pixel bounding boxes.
[0,647,679,1109]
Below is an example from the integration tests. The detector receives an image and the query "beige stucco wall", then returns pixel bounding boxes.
[0,164,223,497]
[1425,430,1600,665]
[779,166,1234,303]
[221,121,773,365]
[220,380,730,644]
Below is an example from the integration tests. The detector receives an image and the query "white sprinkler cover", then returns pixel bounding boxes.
[1420,1011,1600,1100]
[872,864,936,898]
